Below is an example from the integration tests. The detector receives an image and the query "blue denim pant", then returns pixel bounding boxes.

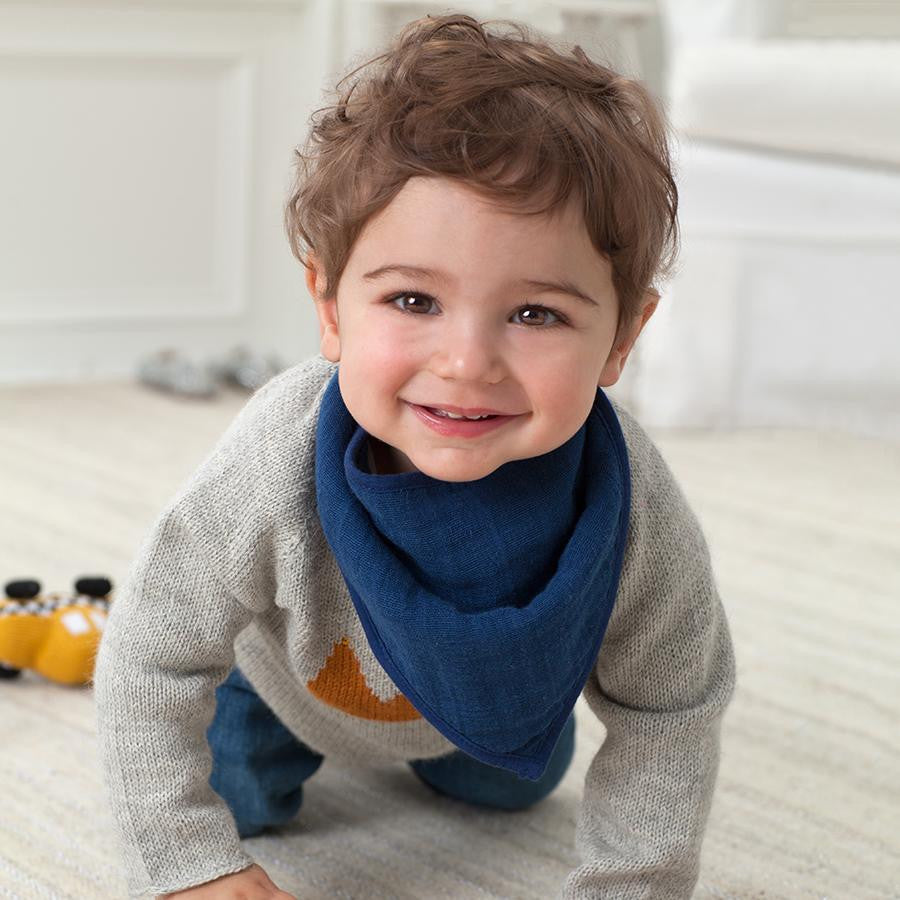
[207,666,576,838]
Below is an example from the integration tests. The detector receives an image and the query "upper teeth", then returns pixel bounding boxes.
[433,408,491,420]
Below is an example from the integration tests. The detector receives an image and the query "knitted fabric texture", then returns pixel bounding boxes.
[314,368,630,779]
[93,354,737,899]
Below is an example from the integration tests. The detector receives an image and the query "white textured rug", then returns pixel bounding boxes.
[0,381,897,899]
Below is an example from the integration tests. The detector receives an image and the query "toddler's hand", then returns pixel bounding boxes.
[159,864,297,899]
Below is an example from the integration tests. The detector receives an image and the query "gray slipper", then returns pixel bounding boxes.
[211,345,285,392]
[137,349,219,398]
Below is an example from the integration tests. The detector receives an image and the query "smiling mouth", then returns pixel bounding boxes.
[424,407,499,421]
[407,403,518,438]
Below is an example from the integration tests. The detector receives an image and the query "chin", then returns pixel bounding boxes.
[417,459,499,483]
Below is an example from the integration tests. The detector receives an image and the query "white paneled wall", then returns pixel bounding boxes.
[0,0,337,381]
[0,0,660,384]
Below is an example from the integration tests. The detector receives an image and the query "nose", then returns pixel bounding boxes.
[428,315,505,384]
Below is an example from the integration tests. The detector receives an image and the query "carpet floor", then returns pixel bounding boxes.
[0,380,897,899]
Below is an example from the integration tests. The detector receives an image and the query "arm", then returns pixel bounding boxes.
[561,432,737,899]
[93,504,259,897]
[92,369,306,898]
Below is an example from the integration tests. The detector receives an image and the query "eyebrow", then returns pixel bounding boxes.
[362,263,600,308]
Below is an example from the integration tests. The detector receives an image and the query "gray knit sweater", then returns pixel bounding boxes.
[93,353,736,899]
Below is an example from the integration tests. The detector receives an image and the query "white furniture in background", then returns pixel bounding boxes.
[636,136,900,440]
[632,3,900,441]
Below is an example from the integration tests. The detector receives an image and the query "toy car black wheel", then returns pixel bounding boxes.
[74,576,113,598]
[4,580,40,600]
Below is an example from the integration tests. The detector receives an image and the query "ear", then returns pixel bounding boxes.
[598,290,659,388]
[306,253,341,363]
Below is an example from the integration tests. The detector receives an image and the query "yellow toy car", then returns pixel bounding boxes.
[0,577,112,685]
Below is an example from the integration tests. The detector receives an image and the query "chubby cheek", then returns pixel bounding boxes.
[336,343,411,430]
[528,364,596,438]
[354,323,422,395]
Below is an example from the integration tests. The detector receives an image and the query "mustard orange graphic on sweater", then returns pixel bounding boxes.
[307,636,421,722]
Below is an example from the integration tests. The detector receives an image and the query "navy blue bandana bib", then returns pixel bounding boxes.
[314,371,631,780]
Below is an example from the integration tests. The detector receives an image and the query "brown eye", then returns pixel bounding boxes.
[388,292,435,314]
[516,306,564,327]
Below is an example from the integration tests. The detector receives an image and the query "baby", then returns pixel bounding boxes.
[94,13,737,899]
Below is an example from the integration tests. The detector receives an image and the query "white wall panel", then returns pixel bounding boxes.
[0,52,253,324]
[0,0,328,381]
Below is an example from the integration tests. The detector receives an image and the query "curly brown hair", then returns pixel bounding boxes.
[284,12,679,339]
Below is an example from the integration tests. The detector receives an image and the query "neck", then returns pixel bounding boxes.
[366,438,381,474]
[367,436,400,475]
[367,436,419,475]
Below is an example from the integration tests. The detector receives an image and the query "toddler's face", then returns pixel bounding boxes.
[309,176,655,482]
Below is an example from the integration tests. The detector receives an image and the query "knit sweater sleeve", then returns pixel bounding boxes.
[92,367,314,898]
[561,407,737,900]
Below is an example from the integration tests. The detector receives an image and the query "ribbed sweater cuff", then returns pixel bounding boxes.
[127,849,256,898]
